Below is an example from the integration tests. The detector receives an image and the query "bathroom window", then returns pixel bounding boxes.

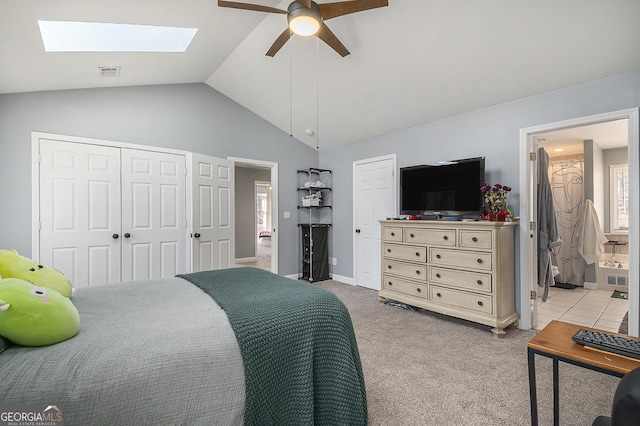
[610,164,629,232]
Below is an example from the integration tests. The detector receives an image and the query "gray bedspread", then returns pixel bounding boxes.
[0,277,245,425]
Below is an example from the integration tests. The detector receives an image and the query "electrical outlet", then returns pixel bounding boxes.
[331,257,337,266]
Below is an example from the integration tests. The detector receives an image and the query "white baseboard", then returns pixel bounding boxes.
[331,274,355,285]
[235,257,257,263]
[583,281,598,290]
[284,273,355,285]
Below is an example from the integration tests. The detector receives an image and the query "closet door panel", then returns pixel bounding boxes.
[121,149,187,281]
[40,139,121,287]
[191,153,235,272]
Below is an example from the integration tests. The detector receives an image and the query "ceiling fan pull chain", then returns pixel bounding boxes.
[289,27,293,138]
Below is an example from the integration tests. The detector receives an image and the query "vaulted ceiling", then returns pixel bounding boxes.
[2,1,640,150]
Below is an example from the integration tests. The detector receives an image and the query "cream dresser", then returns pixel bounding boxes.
[379,220,518,337]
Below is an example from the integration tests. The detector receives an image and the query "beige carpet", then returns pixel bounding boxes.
[313,280,620,426]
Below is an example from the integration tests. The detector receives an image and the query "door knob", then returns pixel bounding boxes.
[124,233,131,239]
[194,233,201,238]
[112,234,119,239]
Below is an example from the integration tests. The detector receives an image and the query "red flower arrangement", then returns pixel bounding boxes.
[480,182,511,215]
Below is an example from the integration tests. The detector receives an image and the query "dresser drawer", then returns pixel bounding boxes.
[383,244,427,262]
[429,248,492,271]
[383,259,427,281]
[429,267,492,293]
[404,228,456,246]
[383,226,403,242]
[459,230,492,249]
[383,274,427,299]
[430,285,493,315]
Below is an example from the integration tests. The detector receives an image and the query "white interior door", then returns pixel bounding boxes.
[354,155,396,290]
[121,149,187,281]
[191,153,235,272]
[39,139,122,287]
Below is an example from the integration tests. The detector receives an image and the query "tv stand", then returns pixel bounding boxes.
[379,220,518,337]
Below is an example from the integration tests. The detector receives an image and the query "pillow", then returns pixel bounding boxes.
[0,249,72,298]
[0,278,80,346]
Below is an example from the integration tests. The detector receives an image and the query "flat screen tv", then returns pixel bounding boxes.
[400,157,485,218]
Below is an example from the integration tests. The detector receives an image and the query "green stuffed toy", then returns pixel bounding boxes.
[0,249,72,298]
[0,278,80,346]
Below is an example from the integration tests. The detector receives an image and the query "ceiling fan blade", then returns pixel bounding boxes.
[266,28,292,57]
[317,22,350,57]
[218,0,286,14]
[319,0,388,20]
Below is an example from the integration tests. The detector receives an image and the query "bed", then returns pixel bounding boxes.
[0,267,367,425]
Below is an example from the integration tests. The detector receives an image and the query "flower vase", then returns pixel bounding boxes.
[488,213,506,222]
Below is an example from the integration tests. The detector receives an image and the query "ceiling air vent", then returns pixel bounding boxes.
[97,66,121,78]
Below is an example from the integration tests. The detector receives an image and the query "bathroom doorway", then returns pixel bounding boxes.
[535,120,629,333]
[255,181,272,271]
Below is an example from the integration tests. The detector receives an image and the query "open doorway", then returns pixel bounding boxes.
[518,108,639,336]
[533,120,629,333]
[231,158,279,274]
[255,181,272,271]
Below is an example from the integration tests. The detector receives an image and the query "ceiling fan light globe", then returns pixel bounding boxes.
[287,2,321,36]
[289,15,320,36]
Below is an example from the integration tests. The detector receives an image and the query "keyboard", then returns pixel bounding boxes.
[572,328,640,360]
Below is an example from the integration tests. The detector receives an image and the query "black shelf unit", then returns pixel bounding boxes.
[299,223,331,282]
[297,168,332,282]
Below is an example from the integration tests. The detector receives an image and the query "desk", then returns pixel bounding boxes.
[528,320,640,426]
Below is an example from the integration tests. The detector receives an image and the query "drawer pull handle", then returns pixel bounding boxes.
[388,282,393,286]
[477,280,483,285]
[477,301,483,306]
[443,235,448,241]
[415,270,420,275]
[410,233,415,238]
[417,288,422,293]
[416,252,420,257]
[388,265,392,269]
[436,273,441,278]
[387,248,391,253]
[436,254,441,259]
[391,232,395,236]
[477,258,483,264]
[472,237,478,242]
[436,292,442,298]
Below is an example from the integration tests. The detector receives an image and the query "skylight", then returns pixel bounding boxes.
[38,21,198,52]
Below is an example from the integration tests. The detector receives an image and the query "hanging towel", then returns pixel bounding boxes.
[577,199,608,264]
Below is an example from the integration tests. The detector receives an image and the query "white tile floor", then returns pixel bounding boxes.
[534,286,629,333]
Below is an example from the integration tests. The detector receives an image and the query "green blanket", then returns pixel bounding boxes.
[178,268,367,425]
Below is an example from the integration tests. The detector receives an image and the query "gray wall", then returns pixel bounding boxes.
[235,167,271,259]
[583,139,605,283]
[0,83,318,276]
[320,69,640,317]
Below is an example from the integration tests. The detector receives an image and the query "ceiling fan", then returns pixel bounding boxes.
[218,0,388,57]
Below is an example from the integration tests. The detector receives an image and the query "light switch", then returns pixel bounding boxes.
[284,211,291,219]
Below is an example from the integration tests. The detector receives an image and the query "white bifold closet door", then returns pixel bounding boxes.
[120,148,186,282]
[38,139,187,287]
[191,153,235,272]
[39,139,122,287]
